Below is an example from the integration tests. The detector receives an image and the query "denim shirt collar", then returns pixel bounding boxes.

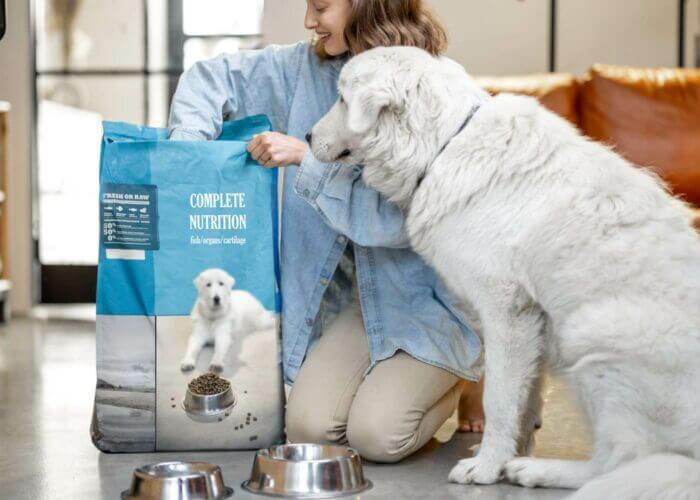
[327,52,350,74]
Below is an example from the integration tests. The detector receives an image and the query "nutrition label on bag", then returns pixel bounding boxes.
[100,183,159,250]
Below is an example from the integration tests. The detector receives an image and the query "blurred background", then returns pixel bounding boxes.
[0,0,698,317]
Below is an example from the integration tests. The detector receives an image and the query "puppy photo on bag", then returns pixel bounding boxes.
[183,268,276,374]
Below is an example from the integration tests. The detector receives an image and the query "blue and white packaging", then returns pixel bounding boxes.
[91,115,284,452]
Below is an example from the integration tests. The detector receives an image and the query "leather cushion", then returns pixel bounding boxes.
[475,73,580,126]
[580,64,700,207]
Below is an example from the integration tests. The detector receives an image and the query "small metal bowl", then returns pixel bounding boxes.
[182,383,236,423]
[121,461,233,499]
[242,444,372,498]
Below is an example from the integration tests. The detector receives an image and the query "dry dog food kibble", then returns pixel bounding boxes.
[188,373,231,395]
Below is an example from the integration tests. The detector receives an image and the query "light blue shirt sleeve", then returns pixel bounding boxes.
[294,149,410,249]
[168,41,409,249]
[168,42,305,140]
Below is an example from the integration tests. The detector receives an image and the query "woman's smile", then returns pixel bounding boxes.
[305,0,351,56]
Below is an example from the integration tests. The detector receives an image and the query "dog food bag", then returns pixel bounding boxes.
[91,115,283,452]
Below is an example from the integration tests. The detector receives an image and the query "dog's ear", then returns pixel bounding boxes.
[193,273,204,290]
[347,86,395,134]
[223,272,235,290]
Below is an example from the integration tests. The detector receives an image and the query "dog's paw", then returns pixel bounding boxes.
[448,456,503,485]
[180,362,195,372]
[209,363,224,374]
[504,458,552,488]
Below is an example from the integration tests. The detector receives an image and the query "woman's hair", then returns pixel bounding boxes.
[315,0,447,59]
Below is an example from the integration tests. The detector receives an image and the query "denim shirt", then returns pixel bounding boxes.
[169,41,482,383]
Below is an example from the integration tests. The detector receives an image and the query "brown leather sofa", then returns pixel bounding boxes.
[475,65,700,231]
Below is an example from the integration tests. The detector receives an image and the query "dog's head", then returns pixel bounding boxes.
[194,268,235,312]
[310,46,488,208]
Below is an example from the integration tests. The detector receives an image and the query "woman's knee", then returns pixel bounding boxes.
[346,383,462,463]
[285,395,345,445]
[346,414,410,463]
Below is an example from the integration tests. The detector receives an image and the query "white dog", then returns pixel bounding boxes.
[181,268,276,373]
[309,46,700,497]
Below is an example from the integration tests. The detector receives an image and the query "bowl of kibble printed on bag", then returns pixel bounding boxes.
[182,373,236,423]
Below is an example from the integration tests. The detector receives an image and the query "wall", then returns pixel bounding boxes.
[263,0,698,75]
[431,0,550,75]
[0,0,33,315]
[688,0,700,67]
[262,0,311,46]
[557,0,677,74]
[262,0,551,74]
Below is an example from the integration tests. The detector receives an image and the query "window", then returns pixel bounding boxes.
[33,0,265,301]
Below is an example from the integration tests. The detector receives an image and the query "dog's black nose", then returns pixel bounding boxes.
[213,295,220,306]
[305,132,312,144]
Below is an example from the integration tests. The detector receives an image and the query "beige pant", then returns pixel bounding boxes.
[286,298,462,463]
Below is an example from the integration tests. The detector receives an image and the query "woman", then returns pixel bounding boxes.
[169,0,483,462]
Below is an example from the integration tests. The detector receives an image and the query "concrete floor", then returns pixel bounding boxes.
[0,315,590,499]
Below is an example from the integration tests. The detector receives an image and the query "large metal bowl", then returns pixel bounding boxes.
[242,444,371,498]
[121,461,233,499]
[182,383,236,423]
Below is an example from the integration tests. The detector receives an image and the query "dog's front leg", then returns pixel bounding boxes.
[518,371,544,456]
[181,320,209,371]
[449,288,545,485]
[209,321,232,374]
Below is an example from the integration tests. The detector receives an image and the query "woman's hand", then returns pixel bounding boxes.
[247,131,309,168]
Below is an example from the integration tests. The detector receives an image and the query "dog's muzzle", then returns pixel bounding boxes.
[213,295,221,307]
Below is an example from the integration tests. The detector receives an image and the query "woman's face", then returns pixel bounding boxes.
[304,0,352,56]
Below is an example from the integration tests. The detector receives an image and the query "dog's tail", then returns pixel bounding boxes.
[568,454,700,500]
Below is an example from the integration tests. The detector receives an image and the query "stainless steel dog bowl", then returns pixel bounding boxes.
[242,444,372,498]
[121,461,233,499]
[182,383,236,423]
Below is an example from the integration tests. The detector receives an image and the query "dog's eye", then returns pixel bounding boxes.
[218,281,224,286]
[339,95,344,104]
[206,283,212,287]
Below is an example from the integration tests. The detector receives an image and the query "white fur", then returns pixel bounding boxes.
[181,268,276,373]
[568,454,700,500]
[310,46,700,495]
